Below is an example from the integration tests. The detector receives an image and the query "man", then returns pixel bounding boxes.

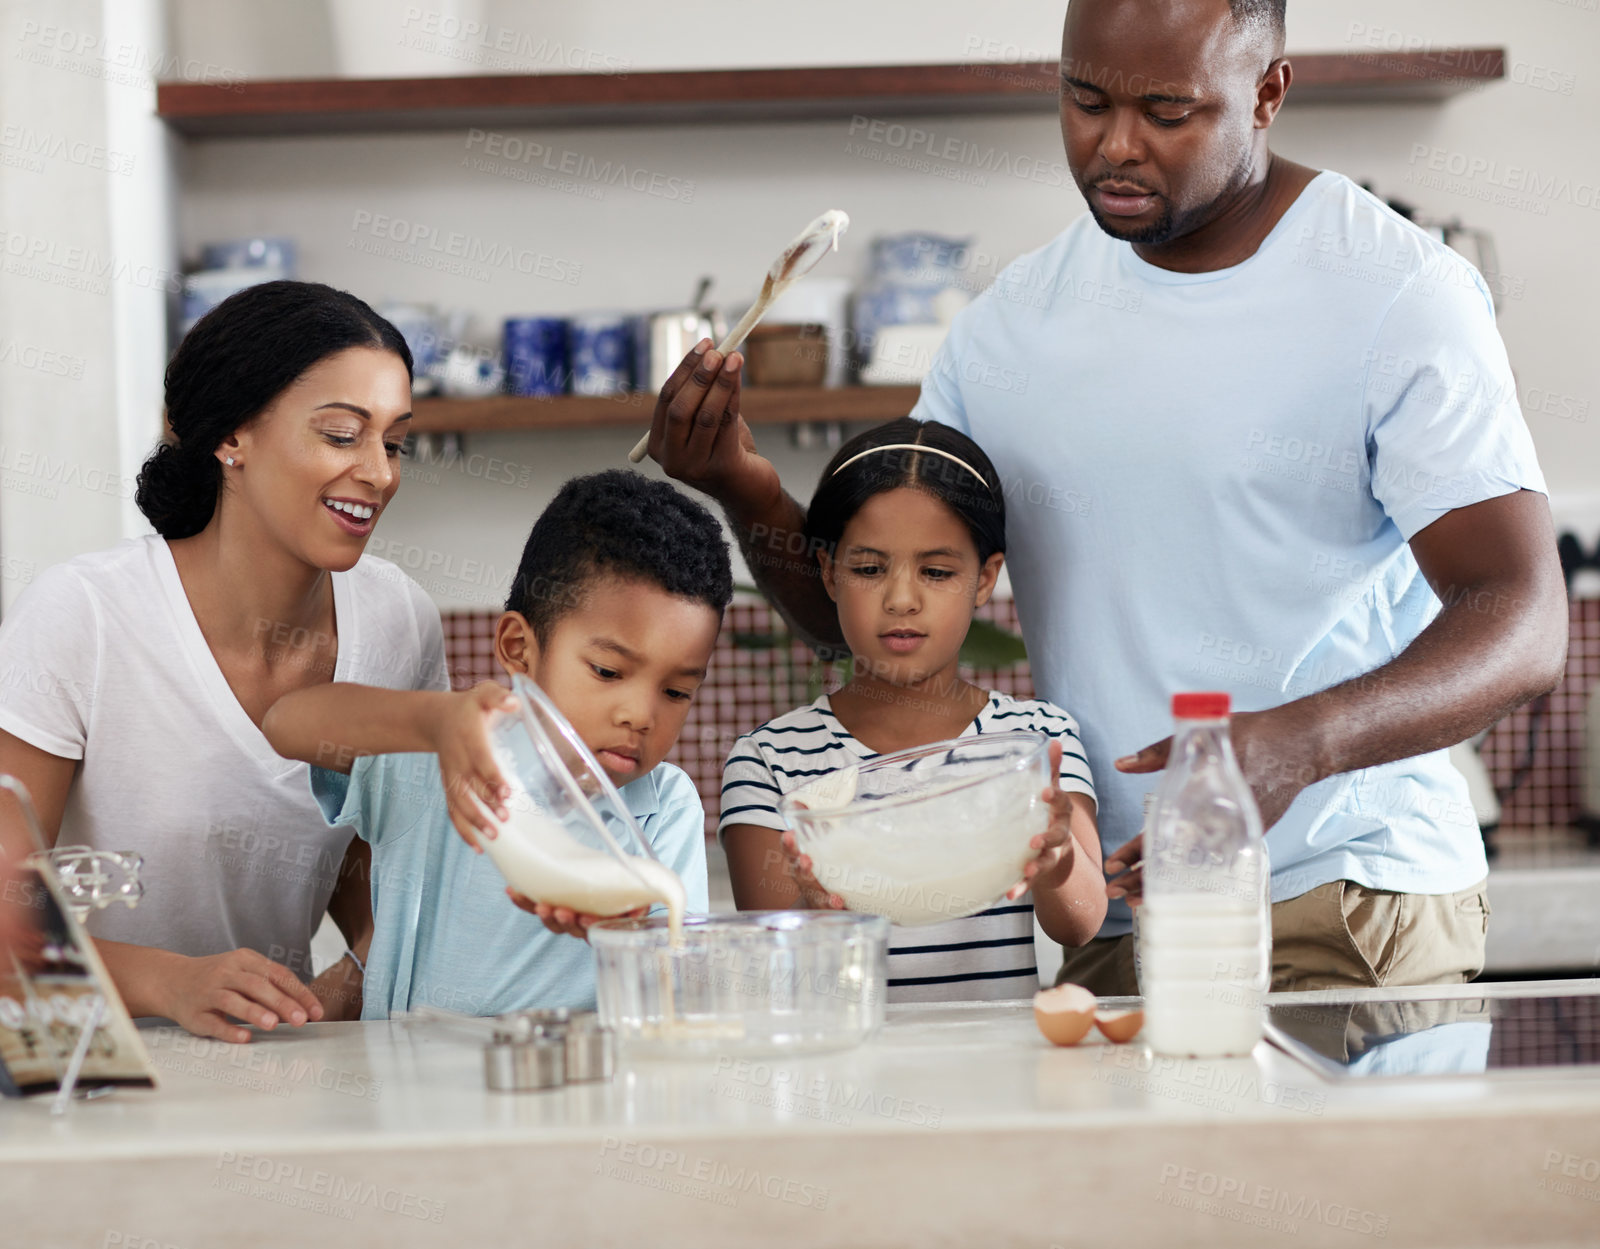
[644,0,1567,995]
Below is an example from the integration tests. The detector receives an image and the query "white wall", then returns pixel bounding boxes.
[165,0,1074,78]
[6,0,1596,607]
[176,103,1086,607]
[0,0,177,610]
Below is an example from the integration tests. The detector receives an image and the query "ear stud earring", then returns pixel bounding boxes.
[224,457,236,466]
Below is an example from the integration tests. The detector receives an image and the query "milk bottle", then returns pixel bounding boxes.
[1139,692,1270,1057]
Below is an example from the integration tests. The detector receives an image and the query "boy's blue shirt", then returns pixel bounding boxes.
[311,753,709,1020]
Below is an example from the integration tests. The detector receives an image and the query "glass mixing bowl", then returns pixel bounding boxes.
[779,730,1052,926]
[474,675,681,920]
[590,912,889,1057]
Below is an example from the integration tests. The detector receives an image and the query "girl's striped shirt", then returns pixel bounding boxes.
[720,692,1095,1003]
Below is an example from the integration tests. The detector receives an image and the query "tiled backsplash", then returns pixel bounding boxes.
[442,598,1034,836]
[1486,994,1600,1067]
[442,597,1600,837]
[1481,599,1599,831]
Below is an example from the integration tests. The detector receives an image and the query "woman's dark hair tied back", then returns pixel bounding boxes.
[803,417,1007,563]
[135,441,224,543]
[136,280,412,540]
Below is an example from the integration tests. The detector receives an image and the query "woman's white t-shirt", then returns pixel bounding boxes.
[0,535,449,977]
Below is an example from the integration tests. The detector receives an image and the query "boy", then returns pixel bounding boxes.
[264,471,731,1018]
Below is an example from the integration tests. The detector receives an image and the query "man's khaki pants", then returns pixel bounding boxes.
[1055,879,1491,997]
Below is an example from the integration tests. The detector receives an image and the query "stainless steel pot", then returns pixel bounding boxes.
[643,309,721,394]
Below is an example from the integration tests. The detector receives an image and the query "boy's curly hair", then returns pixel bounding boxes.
[506,470,733,640]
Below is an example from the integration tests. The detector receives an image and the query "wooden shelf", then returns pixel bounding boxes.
[409,385,923,434]
[1284,47,1505,102]
[158,63,1061,137]
[156,51,1505,138]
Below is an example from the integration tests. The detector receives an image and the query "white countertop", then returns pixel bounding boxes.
[5,980,1600,1248]
[1485,830,1600,973]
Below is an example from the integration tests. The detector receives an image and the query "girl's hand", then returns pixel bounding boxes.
[155,948,324,1044]
[431,682,519,851]
[506,889,648,941]
[779,830,846,910]
[1005,741,1077,902]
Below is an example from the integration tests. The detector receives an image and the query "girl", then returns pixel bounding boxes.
[0,281,447,1041]
[721,417,1105,1002]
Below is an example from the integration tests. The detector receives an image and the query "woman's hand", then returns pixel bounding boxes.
[154,948,324,1044]
[778,829,846,910]
[429,682,519,851]
[506,890,648,941]
[1006,741,1077,902]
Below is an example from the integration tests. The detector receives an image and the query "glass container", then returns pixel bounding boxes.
[590,912,889,1057]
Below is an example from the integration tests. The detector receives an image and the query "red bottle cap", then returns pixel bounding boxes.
[1172,692,1231,719]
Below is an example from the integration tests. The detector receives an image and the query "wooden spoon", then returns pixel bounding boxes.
[627,209,849,464]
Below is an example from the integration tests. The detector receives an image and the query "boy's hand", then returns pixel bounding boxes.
[433,682,519,851]
[506,889,648,941]
[778,830,846,910]
[1005,740,1077,901]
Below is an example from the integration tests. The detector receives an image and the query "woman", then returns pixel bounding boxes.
[0,281,447,1042]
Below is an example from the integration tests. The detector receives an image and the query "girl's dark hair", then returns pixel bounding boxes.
[804,418,1006,562]
[136,280,413,540]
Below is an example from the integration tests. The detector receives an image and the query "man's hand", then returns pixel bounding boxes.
[431,682,519,851]
[646,341,781,514]
[1104,836,1143,905]
[1114,705,1322,833]
[1107,705,1321,904]
[644,341,844,652]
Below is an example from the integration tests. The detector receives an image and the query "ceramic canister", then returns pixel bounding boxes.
[569,313,631,396]
[504,317,569,396]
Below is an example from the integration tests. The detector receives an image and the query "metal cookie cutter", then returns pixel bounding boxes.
[484,1014,566,1093]
[503,1008,616,1084]
[401,1005,614,1092]
[563,1013,616,1083]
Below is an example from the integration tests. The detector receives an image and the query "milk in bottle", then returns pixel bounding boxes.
[1139,692,1270,1058]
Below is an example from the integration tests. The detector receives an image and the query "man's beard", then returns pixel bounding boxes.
[1083,144,1257,247]
[1086,193,1179,244]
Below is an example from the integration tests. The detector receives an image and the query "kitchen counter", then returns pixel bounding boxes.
[5,981,1600,1248]
[1484,830,1600,974]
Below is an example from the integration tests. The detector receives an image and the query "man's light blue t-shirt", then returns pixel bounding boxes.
[312,754,709,1019]
[912,171,1545,935]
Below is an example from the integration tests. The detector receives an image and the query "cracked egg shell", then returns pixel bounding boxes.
[1093,1008,1144,1043]
[1033,983,1098,1046]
